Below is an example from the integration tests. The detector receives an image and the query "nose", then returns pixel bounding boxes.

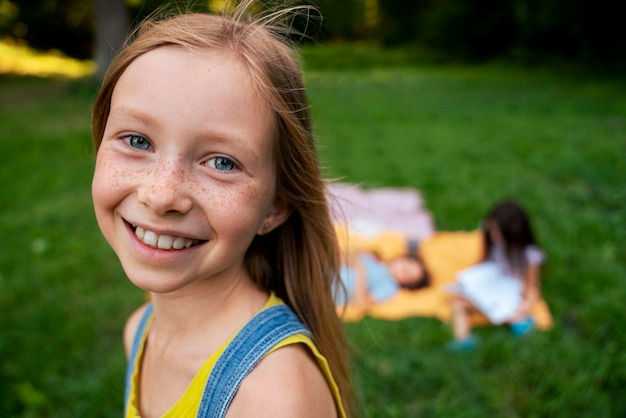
[137,158,193,215]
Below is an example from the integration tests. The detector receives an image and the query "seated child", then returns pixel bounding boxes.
[447,199,545,351]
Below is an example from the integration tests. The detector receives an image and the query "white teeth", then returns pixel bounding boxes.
[143,230,158,247]
[133,225,196,250]
[173,237,186,250]
[157,235,173,249]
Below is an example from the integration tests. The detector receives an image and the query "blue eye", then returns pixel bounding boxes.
[207,156,237,171]
[127,135,151,151]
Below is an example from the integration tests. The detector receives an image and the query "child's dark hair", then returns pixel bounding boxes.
[401,264,430,290]
[403,239,430,290]
[483,199,538,275]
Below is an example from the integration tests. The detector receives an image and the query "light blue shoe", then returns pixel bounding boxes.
[446,335,478,352]
[510,317,535,337]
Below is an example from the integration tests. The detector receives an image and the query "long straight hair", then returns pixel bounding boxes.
[91,1,352,415]
[482,199,538,276]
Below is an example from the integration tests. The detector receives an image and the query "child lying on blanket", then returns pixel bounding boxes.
[447,199,545,351]
[335,250,430,313]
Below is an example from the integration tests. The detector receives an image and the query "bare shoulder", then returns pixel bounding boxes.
[226,343,338,418]
[123,303,151,359]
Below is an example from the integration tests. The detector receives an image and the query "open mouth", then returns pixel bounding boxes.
[127,222,203,250]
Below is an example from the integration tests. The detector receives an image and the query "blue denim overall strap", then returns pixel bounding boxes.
[124,302,154,412]
[196,304,311,418]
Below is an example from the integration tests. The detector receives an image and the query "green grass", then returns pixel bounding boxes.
[1,45,625,417]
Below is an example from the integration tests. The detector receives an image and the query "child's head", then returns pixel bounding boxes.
[91,2,349,410]
[483,199,537,274]
[388,255,425,288]
[484,199,536,248]
[92,5,333,296]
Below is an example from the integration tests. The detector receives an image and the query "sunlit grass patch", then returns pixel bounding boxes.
[0,38,94,78]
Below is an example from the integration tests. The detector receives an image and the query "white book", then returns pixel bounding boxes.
[456,261,522,324]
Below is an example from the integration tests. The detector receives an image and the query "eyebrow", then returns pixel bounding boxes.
[108,106,157,128]
[108,106,245,145]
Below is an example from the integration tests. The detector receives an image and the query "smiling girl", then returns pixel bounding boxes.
[91,2,351,417]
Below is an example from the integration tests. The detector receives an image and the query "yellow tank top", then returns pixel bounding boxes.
[125,293,346,417]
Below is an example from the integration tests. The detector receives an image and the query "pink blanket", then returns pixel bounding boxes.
[326,182,435,241]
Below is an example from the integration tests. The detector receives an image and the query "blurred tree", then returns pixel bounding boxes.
[513,0,626,64]
[0,0,19,34]
[513,0,577,56]
[93,0,129,80]
[417,0,518,60]
[2,0,93,58]
[377,0,424,46]
[578,0,626,63]
[309,0,360,40]
[0,0,623,67]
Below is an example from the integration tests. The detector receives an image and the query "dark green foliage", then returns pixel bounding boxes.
[310,0,362,40]
[2,0,626,65]
[417,0,518,60]
[376,0,424,45]
[0,0,93,58]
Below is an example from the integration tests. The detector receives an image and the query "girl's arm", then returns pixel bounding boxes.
[350,254,373,311]
[510,263,541,321]
[226,343,338,417]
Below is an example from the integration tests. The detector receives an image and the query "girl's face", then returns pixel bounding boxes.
[388,256,423,286]
[92,46,288,294]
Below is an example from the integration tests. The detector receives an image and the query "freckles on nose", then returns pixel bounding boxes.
[150,182,176,195]
[153,168,186,190]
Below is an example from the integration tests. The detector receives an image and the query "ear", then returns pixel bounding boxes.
[257,196,292,235]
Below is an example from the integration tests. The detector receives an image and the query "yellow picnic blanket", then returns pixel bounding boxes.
[336,228,553,330]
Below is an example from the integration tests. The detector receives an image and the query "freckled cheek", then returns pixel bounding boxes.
[92,152,137,209]
[196,181,275,231]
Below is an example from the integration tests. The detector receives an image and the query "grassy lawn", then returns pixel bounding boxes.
[1,45,624,417]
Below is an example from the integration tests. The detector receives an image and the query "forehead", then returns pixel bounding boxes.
[117,46,250,101]
[114,46,273,124]
[110,46,277,162]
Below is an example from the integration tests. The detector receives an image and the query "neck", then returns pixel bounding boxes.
[148,274,268,346]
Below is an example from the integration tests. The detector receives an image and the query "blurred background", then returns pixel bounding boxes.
[1,0,626,76]
[0,0,624,417]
